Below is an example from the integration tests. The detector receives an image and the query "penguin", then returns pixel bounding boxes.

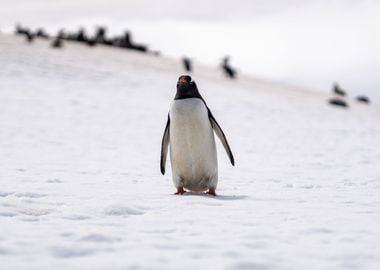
[182,57,192,72]
[51,37,63,48]
[221,56,237,79]
[160,75,234,196]
[328,97,348,108]
[332,83,346,97]
[356,95,370,104]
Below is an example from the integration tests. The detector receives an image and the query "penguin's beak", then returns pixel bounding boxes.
[179,78,189,85]
[178,75,192,85]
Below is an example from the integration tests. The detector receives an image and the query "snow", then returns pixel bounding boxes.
[1,34,380,270]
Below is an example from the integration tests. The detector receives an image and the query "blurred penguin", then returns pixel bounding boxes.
[120,31,147,52]
[15,24,34,43]
[51,32,64,49]
[221,56,237,79]
[35,28,49,39]
[328,98,348,108]
[76,28,88,43]
[182,57,192,73]
[332,83,346,97]
[25,31,35,43]
[15,24,28,35]
[356,95,370,104]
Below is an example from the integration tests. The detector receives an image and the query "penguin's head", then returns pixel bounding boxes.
[177,75,192,85]
[177,75,196,92]
[175,75,203,100]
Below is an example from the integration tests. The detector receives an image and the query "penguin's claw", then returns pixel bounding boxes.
[206,188,217,196]
[174,187,186,195]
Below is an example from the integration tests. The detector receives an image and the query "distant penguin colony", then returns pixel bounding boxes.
[13,24,241,79]
[13,23,372,110]
[14,24,149,54]
[160,76,234,196]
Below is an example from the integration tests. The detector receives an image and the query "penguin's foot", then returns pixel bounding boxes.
[206,188,217,196]
[174,187,186,195]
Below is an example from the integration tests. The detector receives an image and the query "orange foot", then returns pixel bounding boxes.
[174,187,186,195]
[206,188,217,196]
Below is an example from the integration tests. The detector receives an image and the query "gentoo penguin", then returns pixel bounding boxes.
[332,83,346,97]
[356,95,370,104]
[160,75,234,196]
[221,56,237,79]
[182,57,192,72]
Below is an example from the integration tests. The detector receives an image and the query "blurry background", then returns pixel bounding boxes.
[1,0,379,102]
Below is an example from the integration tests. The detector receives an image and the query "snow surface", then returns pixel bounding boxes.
[0,34,380,270]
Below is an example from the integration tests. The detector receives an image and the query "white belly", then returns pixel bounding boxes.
[169,98,218,191]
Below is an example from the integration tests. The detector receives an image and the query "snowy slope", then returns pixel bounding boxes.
[2,1,380,102]
[0,34,380,270]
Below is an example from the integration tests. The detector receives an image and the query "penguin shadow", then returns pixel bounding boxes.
[173,192,248,201]
[210,194,248,201]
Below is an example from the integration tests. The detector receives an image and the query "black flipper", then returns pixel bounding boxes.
[160,115,170,175]
[207,108,235,166]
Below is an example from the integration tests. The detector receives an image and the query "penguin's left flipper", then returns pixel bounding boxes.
[207,108,235,166]
[160,115,170,175]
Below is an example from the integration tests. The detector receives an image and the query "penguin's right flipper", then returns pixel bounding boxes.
[160,115,170,175]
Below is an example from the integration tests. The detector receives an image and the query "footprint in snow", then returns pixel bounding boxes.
[46,179,63,183]
[0,212,17,217]
[300,185,314,189]
[50,246,95,258]
[62,214,91,221]
[227,262,271,270]
[18,208,52,216]
[0,247,12,255]
[79,234,121,243]
[0,191,13,197]
[15,192,47,198]
[104,205,144,216]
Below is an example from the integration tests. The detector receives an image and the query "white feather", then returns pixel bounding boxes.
[169,98,218,191]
